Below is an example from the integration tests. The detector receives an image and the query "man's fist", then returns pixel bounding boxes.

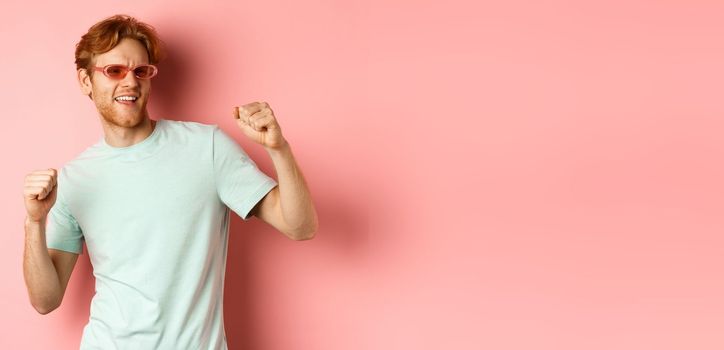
[24,169,58,222]
[233,101,287,150]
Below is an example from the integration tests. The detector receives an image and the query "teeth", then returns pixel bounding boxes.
[115,96,137,101]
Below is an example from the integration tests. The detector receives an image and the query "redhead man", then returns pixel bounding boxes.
[22,14,317,349]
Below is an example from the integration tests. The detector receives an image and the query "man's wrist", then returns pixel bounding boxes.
[25,216,46,227]
[265,139,291,156]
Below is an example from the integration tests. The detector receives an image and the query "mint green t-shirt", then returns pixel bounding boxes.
[46,118,278,349]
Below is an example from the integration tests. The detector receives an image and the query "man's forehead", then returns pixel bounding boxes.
[95,52,149,66]
[94,39,149,65]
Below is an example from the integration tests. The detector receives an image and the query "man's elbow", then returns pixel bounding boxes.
[34,305,56,315]
[284,213,318,241]
[295,231,316,241]
[287,222,318,241]
[31,298,60,315]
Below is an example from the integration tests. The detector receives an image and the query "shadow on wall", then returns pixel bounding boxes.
[223,183,369,349]
[148,28,194,122]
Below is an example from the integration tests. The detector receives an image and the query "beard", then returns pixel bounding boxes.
[95,94,150,129]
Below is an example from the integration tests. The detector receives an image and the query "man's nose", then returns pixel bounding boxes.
[120,70,140,87]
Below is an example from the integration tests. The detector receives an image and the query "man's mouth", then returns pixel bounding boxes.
[114,95,139,105]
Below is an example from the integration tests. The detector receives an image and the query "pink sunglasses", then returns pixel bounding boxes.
[92,64,158,80]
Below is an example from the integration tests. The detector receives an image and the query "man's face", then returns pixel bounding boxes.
[78,38,152,128]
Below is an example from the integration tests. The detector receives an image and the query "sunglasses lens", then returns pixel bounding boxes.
[102,65,157,79]
[105,65,127,78]
[134,66,156,79]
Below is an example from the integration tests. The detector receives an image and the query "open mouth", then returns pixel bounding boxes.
[114,95,138,105]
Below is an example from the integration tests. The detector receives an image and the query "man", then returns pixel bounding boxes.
[22,14,318,349]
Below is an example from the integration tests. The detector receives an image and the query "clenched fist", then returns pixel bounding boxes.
[233,101,287,150]
[24,169,58,222]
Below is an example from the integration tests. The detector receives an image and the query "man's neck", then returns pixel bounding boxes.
[102,117,157,148]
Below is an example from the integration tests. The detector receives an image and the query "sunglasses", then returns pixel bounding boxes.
[92,64,158,80]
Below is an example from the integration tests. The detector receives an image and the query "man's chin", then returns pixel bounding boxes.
[102,112,147,128]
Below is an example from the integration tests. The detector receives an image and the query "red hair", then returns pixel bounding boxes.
[75,14,166,77]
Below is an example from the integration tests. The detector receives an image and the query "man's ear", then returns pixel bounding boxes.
[77,68,93,100]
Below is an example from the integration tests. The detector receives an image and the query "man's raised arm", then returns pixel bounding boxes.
[22,169,78,314]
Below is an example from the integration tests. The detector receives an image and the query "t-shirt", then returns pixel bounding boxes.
[46,118,278,349]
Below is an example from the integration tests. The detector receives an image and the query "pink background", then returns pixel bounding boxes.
[2,0,723,349]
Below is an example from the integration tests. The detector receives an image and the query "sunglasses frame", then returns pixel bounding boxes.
[92,64,158,80]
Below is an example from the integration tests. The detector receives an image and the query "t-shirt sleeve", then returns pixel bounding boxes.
[212,126,278,221]
[46,184,84,254]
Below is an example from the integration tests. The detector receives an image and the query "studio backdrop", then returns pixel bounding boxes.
[2,0,723,349]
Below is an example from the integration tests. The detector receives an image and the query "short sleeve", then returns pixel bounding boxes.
[213,127,278,221]
[46,184,84,254]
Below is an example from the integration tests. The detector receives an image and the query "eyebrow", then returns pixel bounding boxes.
[100,56,148,64]
[99,62,150,66]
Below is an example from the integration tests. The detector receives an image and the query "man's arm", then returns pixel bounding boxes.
[23,169,78,314]
[24,218,78,314]
[250,142,318,240]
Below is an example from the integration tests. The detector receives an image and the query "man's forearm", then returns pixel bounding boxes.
[266,141,318,237]
[23,218,62,314]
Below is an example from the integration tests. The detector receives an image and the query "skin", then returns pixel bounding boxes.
[23,37,318,314]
